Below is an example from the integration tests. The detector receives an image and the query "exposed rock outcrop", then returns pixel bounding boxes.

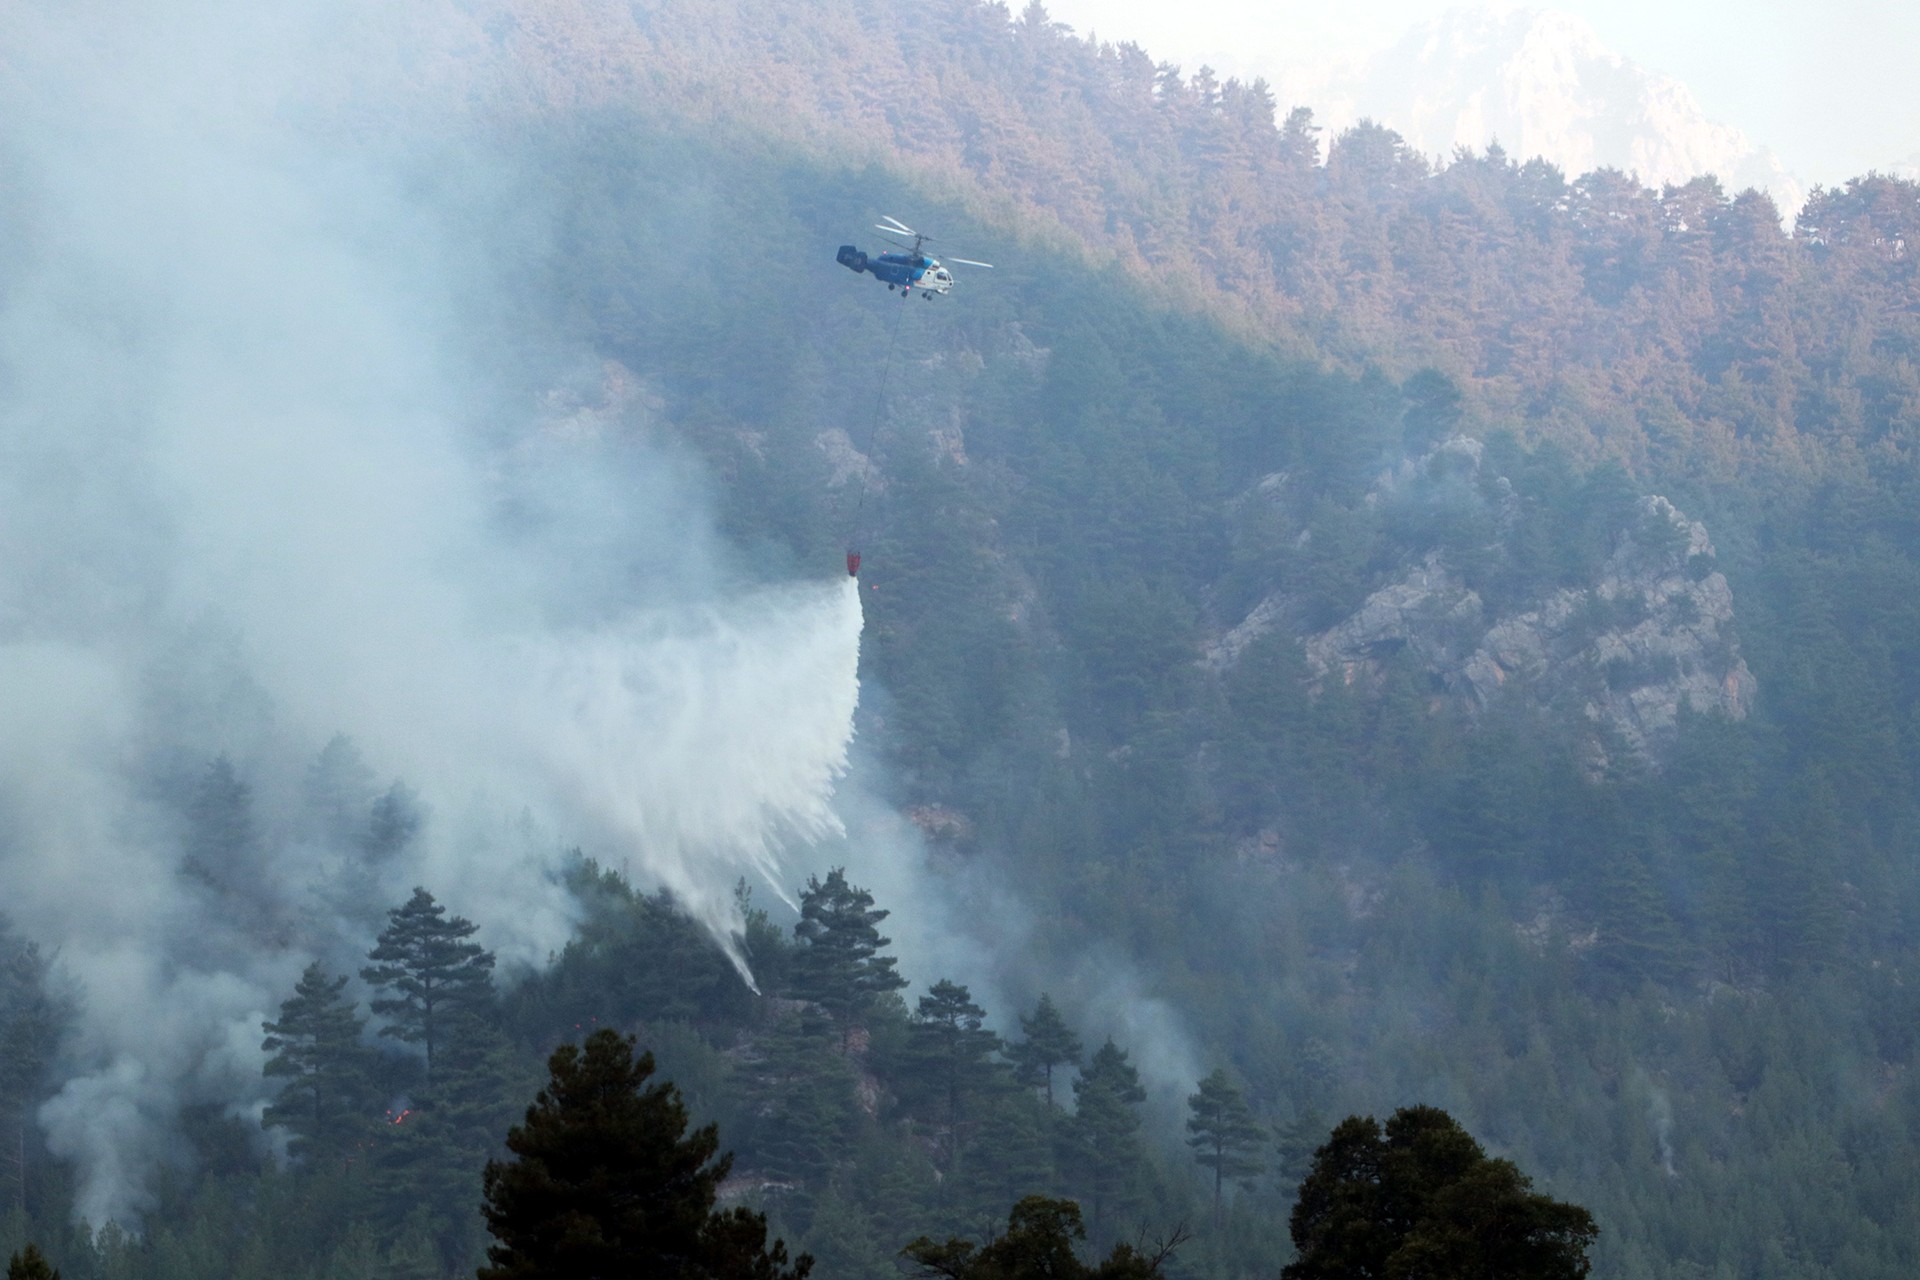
[1213,440,1755,762]
[814,427,879,488]
[1461,495,1755,755]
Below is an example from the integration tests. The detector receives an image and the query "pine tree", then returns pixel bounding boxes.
[742,1005,856,1195]
[364,1004,524,1266]
[375,1206,446,1280]
[4,1245,56,1280]
[1590,848,1688,989]
[953,1094,1059,1226]
[612,888,747,1025]
[1071,1039,1146,1239]
[529,863,756,1036]
[1400,368,1467,452]
[899,980,1005,1174]
[790,869,907,1047]
[183,755,262,901]
[261,962,373,1161]
[1009,993,1082,1109]
[737,878,793,1000]
[360,782,421,862]
[0,925,61,1219]
[1273,1109,1327,1201]
[188,754,253,865]
[361,887,495,1085]
[478,1028,810,1280]
[1185,1068,1266,1210]
[304,734,377,844]
[903,1195,1185,1279]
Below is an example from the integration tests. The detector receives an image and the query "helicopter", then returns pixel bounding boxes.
[836,215,993,299]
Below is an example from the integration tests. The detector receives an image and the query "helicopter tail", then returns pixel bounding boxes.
[836,245,868,273]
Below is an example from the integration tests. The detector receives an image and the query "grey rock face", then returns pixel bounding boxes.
[1460,495,1754,756]
[1214,443,1755,761]
[1301,553,1484,687]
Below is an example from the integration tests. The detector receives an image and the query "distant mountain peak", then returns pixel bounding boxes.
[1310,6,1801,213]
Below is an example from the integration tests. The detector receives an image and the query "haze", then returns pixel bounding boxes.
[1044,0,1920,190]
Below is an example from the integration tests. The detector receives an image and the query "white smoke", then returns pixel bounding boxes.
[0,0,1214,1229]
[824,791,1202,1122]
[1631,1067,1678,1179]
[0,0,863,1226]
[1647,1080,1677,1179]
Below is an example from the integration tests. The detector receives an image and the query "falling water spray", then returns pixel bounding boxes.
[515,576,866,984]
[0,0,876,1222]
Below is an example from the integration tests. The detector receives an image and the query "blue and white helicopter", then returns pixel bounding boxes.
[836,215,993,300]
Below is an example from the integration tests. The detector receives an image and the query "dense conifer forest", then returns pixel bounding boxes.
[3,0,1920,1277]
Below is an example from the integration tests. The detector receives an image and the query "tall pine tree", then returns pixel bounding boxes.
[261,963,373,1162]
[4,1245,56,1280]
[790,869,906,1047]
[1071,1040,1147,1239]
[1185,1068,1266,1211]
[899,980,1005,1175]
[0,924,60,1219]
[742,1005,857,1198]
[478,1028,810,1280]
[1009,993,1082,1110]
[361,887,495,1085]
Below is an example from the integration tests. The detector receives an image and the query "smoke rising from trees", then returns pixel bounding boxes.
[0,0,870,1225]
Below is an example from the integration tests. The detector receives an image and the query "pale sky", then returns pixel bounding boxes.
[1041,0,1920,190]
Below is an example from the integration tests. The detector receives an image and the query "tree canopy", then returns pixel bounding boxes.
[790,868,908,1044]
[260,962,372,1161]
[361,887,496,1084]
[5,1246,57,1280]
[478,1027,810,1280]
[902,1194,1181,1280]
[1285,1106,1597,1280]
[1070,1040,1148,1236]
[1009,993,1082,1110]
[1185,1069,1265,1209]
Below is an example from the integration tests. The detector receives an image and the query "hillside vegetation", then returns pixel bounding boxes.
[3,2,1920,1278]
[429,0,1920,489]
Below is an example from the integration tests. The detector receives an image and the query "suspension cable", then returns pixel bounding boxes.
[844,299,910,575]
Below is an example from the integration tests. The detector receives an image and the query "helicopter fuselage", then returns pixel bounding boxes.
[837,245,955,295]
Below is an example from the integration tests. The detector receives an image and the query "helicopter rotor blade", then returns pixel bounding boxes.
[878,215,915,234]
[946,258,994,268]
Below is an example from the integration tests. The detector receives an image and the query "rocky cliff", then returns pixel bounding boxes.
[1212,437,1755,761]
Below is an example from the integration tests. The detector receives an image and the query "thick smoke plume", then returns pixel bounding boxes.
[0,0,1214,1228]
[0,0,862,1225]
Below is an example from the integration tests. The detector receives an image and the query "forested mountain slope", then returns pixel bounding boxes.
[459,6,1920,1272]
[464,109,1920,1275]
[2,2,1920,1278]
[416,0,1920,491]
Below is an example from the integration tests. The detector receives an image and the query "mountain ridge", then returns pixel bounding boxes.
[378,0,1918,501]
[1280,7,1804,218]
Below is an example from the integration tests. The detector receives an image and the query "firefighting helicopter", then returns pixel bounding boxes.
[837,215,996,579]
[836,215,993,299]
